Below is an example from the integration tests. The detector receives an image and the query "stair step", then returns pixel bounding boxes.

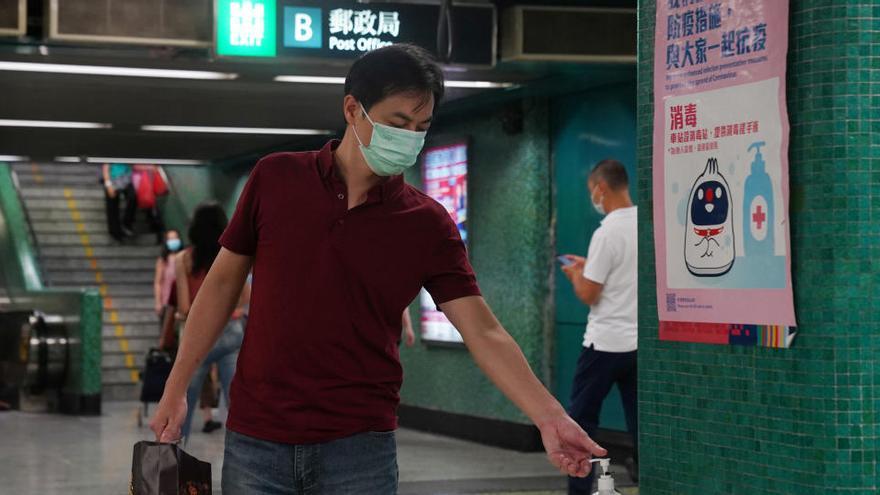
[104,322,161,338]
[19,187,105,200]
[50,282,154,296]
[40,245,160,258]
[105,297,161,311]
[31,220,111,234]
[13,163,99,176]
[23,198,105,211]
[27,209,107,222]
[101,352,131,369]
[47,270,154,284]
[104,336,155,353]
[102,382,141,401]
[43,258,158,271]
[15,173,99,186]
[35,232,157,247]
[103,368,145,384]
[103,352,147,369]
[104,310,160,324]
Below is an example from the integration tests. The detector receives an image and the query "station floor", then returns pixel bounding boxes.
[0,401,638,494]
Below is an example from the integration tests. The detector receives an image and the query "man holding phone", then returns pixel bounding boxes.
[560,159,638,495]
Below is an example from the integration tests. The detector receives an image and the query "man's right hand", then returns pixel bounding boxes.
[149,394,188,443]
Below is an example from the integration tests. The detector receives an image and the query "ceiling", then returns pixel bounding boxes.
[0,48,549,163]
[0,0,637,165]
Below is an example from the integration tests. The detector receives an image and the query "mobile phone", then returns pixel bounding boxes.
[557,255,574,267]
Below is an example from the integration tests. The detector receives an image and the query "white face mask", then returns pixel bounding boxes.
[591,186,606,216]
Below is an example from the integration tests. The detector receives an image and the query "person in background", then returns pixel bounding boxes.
[154,229,183,317]
[152,44,604,493]
[102,163,135,242]
[560,159,638,494]
[402,309,416,347]
[154,229,223,433]
[168,202,249,440]
[131,164,168,245]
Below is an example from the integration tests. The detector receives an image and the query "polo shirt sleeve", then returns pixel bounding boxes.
[219,161,262,256]
[583,228,618,285]
[423,216,482,306]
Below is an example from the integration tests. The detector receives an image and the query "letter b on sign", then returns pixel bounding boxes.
[294,14,312,41]
[284,7,321,48]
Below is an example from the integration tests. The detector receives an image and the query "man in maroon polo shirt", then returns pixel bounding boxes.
[151,44,606,494]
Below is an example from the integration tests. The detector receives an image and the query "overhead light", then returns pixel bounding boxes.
[55,156,207,166]
[445,81,516,89]
[0,61,238,80]
[0,155,29,161]
[0,119,111,129]
[274,75,346,85]
[141,125,335,136]
[273,75,516,89]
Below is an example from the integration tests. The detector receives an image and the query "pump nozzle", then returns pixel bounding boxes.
[589,458,611,475]
[748,141,766,173]
[748,141,766,156]
[589,458,618,494]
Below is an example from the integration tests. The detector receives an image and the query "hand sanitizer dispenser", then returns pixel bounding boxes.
[742,141,775,256]
[591,458,621,495]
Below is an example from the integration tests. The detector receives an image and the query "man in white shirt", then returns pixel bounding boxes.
[561,159,638,495]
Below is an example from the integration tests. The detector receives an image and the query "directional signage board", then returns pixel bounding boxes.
[216,0,495,66]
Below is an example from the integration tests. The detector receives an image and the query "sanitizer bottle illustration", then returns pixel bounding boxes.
[685,157,735,277]
[742,141,775,257]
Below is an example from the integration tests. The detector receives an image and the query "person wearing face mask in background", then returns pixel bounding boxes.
[560,159,638,495]
[150,44,606,494]
[155,229,184,317]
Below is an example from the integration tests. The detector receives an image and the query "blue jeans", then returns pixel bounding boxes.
[222,429,398,494]
[568,345,638,495]
[182,319,244,439]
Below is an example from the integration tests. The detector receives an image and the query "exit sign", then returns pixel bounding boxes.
[216,0,277,57]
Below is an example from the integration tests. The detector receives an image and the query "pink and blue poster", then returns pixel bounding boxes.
[652,0,797,347]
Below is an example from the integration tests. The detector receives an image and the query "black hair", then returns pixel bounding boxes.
[344,43,445,113]
[590,159,630,191]
[159,229,182,261]
[187,202,228,275]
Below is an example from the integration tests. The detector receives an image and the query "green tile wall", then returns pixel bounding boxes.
[400,99,553,423]
[637,1,878,493]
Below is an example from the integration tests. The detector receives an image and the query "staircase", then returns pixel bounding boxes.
[12,163,163,401]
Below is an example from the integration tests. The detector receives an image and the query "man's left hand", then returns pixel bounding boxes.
[538,413,607,477]
[404,325,416,347]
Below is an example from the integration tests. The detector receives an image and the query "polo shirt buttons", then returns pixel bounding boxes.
[337,193,345,200]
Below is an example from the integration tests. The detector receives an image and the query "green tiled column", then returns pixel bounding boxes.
[79,289,103,396]
[637,1,878,493]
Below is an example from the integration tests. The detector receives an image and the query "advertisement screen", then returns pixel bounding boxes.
[420,141,468,344]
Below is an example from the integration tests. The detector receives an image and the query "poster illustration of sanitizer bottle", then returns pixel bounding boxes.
[652,0,797,347]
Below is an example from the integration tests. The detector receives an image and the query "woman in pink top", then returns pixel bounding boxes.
[154,229,183,316]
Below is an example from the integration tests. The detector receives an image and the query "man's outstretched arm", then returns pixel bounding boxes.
[439,296,607,477]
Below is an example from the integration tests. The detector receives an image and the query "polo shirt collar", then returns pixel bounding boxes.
[319,139,405,202]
